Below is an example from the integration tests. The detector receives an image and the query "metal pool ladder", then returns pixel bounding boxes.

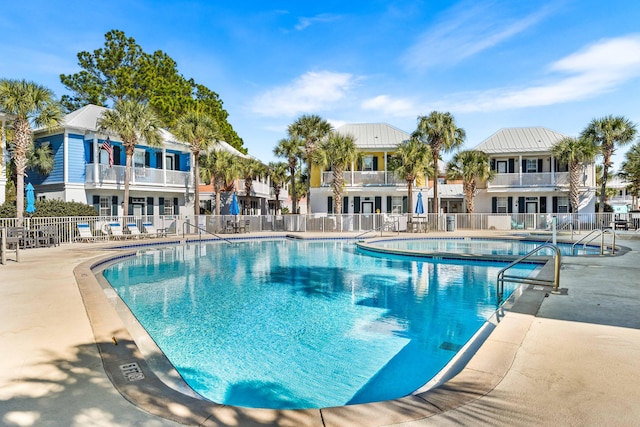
[497,243,561,303]
[571,228,615,256]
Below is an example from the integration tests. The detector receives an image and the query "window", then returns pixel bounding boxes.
[165,155,174,171]
[391,196,403,214]
[497,160,507,173]
[99,197,111,216]
[134,149,145,168]
[363,156,374,171]
[163,198,173,215]
[557,196,569,213]
[496,197,509,213]
[526,159,538,173]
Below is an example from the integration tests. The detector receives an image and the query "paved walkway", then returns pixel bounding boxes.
[1,232,639,426]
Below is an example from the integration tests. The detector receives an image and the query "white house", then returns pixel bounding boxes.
[472,127,597,227]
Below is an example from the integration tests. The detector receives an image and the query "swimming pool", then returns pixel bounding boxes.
[101,239,537,410]
[365,237,600,256]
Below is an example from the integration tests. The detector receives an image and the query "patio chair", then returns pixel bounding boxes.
[511,219,525,230]
[75,223,98,243]
[108,222,129,240]
[142,223,167,238]
[126,223,144,239]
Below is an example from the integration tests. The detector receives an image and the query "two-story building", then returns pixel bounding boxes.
[309,123,422,215]
[473,127,597,227]
[28,104,194,217]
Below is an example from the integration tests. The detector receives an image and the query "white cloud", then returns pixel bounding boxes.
[294,14,341,31]
[403,2,553,71]
[361,95,417,117]
[448,34,640,112]
[251,71,357,117]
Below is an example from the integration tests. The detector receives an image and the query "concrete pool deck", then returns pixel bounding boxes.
[1,231,639,426]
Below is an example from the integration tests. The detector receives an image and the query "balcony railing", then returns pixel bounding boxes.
[489,172,570,187]
[321,171,406,186]
[85,164,192,187]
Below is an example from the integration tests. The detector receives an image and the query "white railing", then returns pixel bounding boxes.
[321,171,408,186]
[85,164,192,187]
[489,172,570,187]
[1,212,630,247]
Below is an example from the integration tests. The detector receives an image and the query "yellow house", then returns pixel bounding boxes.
[309,123,428,214]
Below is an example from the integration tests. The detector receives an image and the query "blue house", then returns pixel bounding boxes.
[29,104,194,217]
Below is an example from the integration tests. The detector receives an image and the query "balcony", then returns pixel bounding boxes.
[489,172,569,188]
[321,171,406,187]
[85,164,192,188]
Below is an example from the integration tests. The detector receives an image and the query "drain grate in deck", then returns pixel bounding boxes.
[120,362,145,382]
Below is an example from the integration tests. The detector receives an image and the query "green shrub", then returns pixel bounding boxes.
[0,199,98,218]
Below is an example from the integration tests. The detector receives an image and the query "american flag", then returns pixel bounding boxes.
[101,137,113,168]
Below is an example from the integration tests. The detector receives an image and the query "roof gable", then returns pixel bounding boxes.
[474,127,569,154]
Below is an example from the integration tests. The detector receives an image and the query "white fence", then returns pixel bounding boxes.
[2,212,636,246]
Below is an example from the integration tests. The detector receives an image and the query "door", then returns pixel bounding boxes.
[361,202,374,230]
[525,200,538,229]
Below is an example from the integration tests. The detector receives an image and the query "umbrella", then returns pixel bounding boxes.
[26,183,36,214]
[230,193,240,215]
[415,192,424,214]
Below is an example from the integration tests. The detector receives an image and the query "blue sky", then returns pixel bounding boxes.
[2,0,640,169]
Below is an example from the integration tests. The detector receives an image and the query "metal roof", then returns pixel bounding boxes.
[473,127,569,154]
[424,184,464,198]
[40,104,243,155]
[335,123,410,149]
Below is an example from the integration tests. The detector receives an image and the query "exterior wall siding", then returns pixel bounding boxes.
[68,133,86,183]
[30,133,64,185]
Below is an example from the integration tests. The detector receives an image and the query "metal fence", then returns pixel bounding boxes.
[2,212,637,246]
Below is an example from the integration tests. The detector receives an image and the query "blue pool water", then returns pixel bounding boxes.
[368,238,599,256]
[101,239,537,409]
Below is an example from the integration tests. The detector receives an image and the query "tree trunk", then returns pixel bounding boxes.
[13,119,31,223]
[407,179,413,223]
[289,164,297,214]
[332,169,343,230]
[464,181,475,214]
[599,154,611,214]
[193,150,200,228]
[569,162,580,213]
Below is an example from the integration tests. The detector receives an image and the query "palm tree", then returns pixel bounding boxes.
[446,150,494,214]
[173,111,220,226]
[311,132,360,228]
[581,115,637,214]
[273,136,303,214]
[551,137,598,213]
[412,111,466,216]
[288,114,332,213]
[240,157,267,214]
[199,149,239,216]
[97,99,163,218]
[0,79,63,221]
[268,161,288,213]
[619,142,640,210]
[388,138,432,220]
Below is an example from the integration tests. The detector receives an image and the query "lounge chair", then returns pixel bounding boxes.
[75,223,98,242]
[511,219,525,230]
[142,223,167,238]
[126,223,144,239]
[108,222,129,240]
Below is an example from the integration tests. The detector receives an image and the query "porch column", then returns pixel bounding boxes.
[384,151,388,184]
[519,154,523,186]
[162,149,167,185]
[551,155,555,185]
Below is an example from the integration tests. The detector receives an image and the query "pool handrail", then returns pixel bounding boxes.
[571,228,615,256]
[182,221,233,244]
[497,243,561,303]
